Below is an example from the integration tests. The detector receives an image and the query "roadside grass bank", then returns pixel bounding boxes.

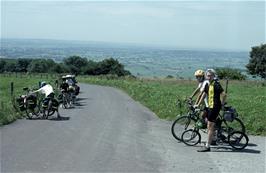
[79,75,266,136]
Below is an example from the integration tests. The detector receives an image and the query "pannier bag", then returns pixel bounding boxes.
[26,94,37,109]
[223,106,238,122]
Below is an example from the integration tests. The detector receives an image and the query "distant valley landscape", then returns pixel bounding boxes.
[0,38,249,78]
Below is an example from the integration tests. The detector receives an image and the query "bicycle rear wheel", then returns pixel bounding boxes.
[25,101,40,119]
[226,117,245,133]
[62,95,68,109]
[43,100,55,119]
[228,131,249,150]
[171,115,193,141]
[182,129,201,146]
[26,107,40,119]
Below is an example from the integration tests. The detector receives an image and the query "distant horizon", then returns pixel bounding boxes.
[1,37,251,52]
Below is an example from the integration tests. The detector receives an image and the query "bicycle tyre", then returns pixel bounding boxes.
[171,115,193,141]
[43,100,55,119]
[62,96,68,109]
[228,131,249,150]
[181,129,201,146]
[222,117,246,139]
[26,102,41,119]
[227,117,245,133]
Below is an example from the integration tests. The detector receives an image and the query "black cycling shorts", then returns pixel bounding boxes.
[207,106,221,122]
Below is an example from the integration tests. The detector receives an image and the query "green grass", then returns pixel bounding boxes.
[78,75,266,136]
[0,73,58,125]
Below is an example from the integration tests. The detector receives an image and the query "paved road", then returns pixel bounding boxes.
[1,84,265,172]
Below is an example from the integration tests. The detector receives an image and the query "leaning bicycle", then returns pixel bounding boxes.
[15,87,41,119]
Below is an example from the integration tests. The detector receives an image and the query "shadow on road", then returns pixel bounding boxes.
[73,97,92,108]
[211,146,261,154]
[27,117,46,120]
[75,97,90,101]
[247,143,258,147]
[49,116,70,121]
[183,143,261,154]
[27,116,70,121]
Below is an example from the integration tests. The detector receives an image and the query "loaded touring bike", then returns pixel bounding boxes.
[15,87,60,119]
[171,99,246,142]
[181,105,249,150]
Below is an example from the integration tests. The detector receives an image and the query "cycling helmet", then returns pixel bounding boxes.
[40,81,47,87]
[206,69,216,76]
[194,69,205,77]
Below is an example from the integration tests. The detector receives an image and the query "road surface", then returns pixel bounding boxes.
[1,84,265,172]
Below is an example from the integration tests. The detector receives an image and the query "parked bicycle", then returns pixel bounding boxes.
[171,99,245,142]
[181,105,249,150]
[15,87,41,119]
[42,93,60,119]
[58,89,71,109]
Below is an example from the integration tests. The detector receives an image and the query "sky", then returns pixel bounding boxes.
[1,0,265,51]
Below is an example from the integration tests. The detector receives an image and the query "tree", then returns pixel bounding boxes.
[83,60,98,75]
[0,59,6,72]
[51,63,68,73]
[27,59,49,73]
[15,58,32,72]
[97,58,131,76]
[246,44,266,79]
[63,56,88,75]
[4,61,16,72]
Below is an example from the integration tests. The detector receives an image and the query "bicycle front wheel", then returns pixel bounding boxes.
[182,129,201,146]
[228,131,249,150]
[171,115,193,141]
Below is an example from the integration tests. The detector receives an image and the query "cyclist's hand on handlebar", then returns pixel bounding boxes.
[187,97,192,103]
[193,104,199,109]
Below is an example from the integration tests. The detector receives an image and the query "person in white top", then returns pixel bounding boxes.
[190,69,209,108]
[189,70,210,128]
[36,82,54,97]
[33,82,61,119]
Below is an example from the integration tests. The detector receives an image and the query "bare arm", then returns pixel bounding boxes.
[190,87,200,99]
[195,91,204,105]
[220,91,227,105]
[195,92,206,107]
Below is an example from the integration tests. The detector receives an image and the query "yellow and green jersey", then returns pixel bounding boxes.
[204,79,224,108]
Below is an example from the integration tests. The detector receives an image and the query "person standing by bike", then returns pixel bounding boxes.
[190,70,209,127]
[196,69,226,152]
[189,69,208,103]
[60,76,70,93]
[59,76,70,107]
[33,81,61,119]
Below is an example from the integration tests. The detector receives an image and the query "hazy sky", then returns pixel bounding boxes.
[1,0,265,51]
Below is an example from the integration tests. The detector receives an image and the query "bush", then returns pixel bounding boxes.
[215,68,247,80]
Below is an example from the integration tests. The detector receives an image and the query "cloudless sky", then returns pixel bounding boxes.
[1,0,265,51]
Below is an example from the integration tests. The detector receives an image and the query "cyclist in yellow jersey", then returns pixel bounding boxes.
[197,69,226,152]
